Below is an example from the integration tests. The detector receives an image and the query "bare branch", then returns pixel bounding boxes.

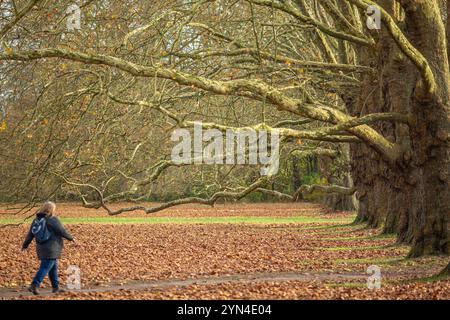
[0,0,42,38]
[247,0,373,46]
[346,0,437,95]
[293,184,357,201]
[256,188,293,200]
[0,48,401,161]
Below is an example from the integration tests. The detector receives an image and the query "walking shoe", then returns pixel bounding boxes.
[52,287,65,294]
[28,285,39,295]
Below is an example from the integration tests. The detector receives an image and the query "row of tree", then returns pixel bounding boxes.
[0,0,448,273]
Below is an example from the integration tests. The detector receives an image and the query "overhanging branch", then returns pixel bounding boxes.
[346,0,437,95]
[293,184,357,202]
[0,48,402,162]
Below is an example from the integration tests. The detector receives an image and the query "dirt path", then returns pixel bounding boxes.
[0,270,418,299]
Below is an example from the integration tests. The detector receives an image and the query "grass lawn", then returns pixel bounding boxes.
[0,215,354,225]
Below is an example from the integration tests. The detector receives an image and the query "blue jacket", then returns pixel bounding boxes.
[22,213,74,260]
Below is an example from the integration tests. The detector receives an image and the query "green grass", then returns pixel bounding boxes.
[319,245,409,252]
[334,257,404,265]
[321,234,397,241]
[403,273,450,284]
[277,223,357,233]
[307,225,363,232]
[0,215,353,225]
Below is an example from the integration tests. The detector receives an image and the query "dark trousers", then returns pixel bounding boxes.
[31,259,59,288]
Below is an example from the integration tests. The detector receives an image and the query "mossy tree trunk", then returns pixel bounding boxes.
[350,0,449,256]
[439,262,450,276]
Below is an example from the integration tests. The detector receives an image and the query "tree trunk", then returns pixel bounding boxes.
[439,262,450,276]
[321,145,357,211]
[398,0,450,257]
[349,1,449,257]
[292,156,302,192]
[348,0,412,230]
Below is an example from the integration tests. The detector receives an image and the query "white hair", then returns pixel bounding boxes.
[41,201,56,214]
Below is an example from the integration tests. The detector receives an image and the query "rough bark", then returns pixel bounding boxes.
[350,1,450,257]
[292,156,302,192]
[320,145,357,211]
[399,0,450,257]
[349,0,412,230]
[439,262,450,276]
[321,192,356,211]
